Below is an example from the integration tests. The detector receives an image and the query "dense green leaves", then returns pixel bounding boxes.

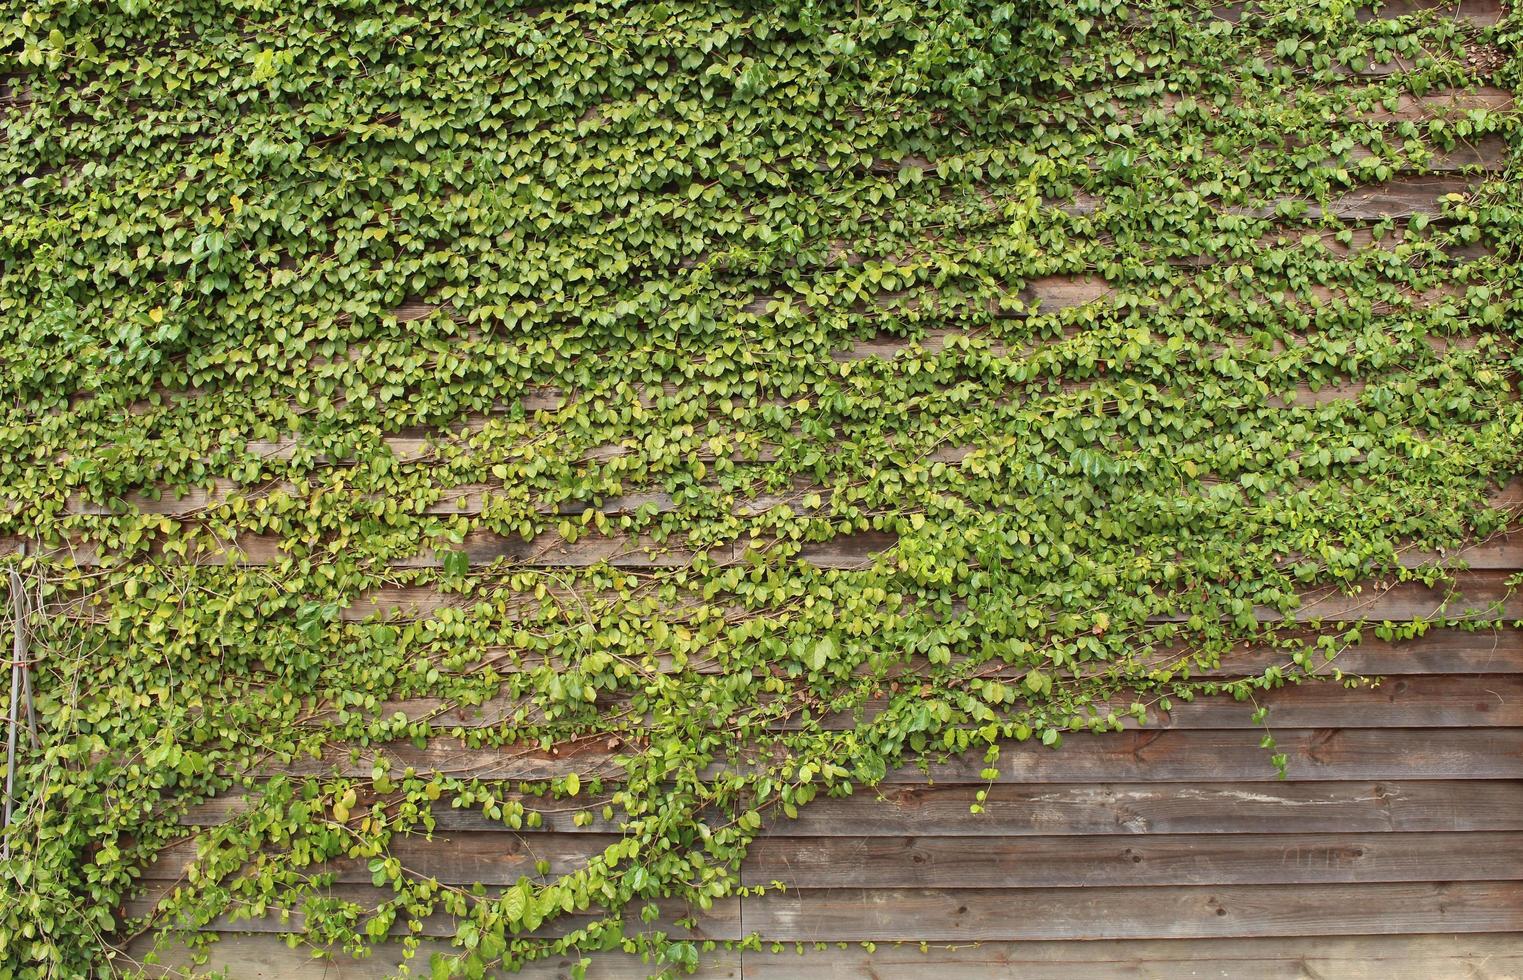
[0,0,1521,975]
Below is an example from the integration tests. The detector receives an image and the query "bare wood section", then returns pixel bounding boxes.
[120,933,1523,980]
[1134,673,1523,728]
[1404,134,1509,171]
[741,882,1523,941]
[1185,628,1523,676]
[844,671,1523,731]
[1062,176,1478,220]
[1359,85,1515,121]
[1211,0,1506,23]
[738,831,1523,889]
[1258,572,1522,623]
[1334,134,1509,172]
[1352,0,1506,23]
[756,779,1523,837]
[1322,176,1477,220]
[744,934,1523,980]
[921,726,1523,783]
[394,527,897,570]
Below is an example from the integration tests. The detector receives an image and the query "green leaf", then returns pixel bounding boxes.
[442,550,470,577]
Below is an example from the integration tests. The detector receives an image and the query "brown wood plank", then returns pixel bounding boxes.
[39,525,1523,598]
[1186,629,1523,677]
[1359,85,1515,121]
[144,829,1523,890]
[739,831,1523,889]
[143,832,620,884]
[1353,0,1505,23]
[1323,135,1510,173]
[377,674,1523,732]
[739,882,1523,941]
[1213,0,1504,23]
[915,727,1523,784]
[760,779,1523,837]
[121,933,1523,980]
[178,779,1523,837]
[126,884,724,940]
[1063,176,1478,220]
[242,727,1523,783]
[56,470,1523,528]
[128,934,731,979]
[1323,176,1478,220]
[125,881,1523,941]
[741,934,1523,980]
[1141,673,1523,728]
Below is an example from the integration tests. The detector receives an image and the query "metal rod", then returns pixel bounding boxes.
[3,543,26,860]
[20,651,36,750]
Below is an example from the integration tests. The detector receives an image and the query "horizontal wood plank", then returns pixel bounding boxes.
[240,726,1523,783]
[363,673,1523,732]
[121,932,1523,980]
[739,831,1523,889]
[126,885,721,940]
[126,882,1523,942]
[739,881,1523,941]
[143,830,1523,889]
[754,779,1523,837]
[178,779,1523,837]
[742,934,1523,980]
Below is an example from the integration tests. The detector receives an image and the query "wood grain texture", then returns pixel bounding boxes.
[1357,85,1515,121]
[739,882,1523,941]
[742,934,1523,980]
[178,779,1523,837]
[239,726,1523,783]
[1351,0,1506,23]
[126,884,724,941]
[141,830,1523,889]
[363,673,1523,732]
[738,831,1523,888]
[125,882,1523,942]
[325,674,1467,732]
[915,726,1523,783]
[750,779,1523,837]
[121,933,1523,980]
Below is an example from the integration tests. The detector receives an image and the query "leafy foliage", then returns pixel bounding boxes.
[1,0,1521,975]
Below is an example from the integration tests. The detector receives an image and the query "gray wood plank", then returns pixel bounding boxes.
[121,932,1523,980]
[180,779,1523,837]
[740,882,1523,941]
[240,726,1523,783]
[739,831,1523,888]
[357,673,1523,732]
[143,831,1523,890]
[740,933,1523,979]
[126,882,1523,942]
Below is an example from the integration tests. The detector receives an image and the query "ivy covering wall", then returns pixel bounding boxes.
[0,0,1520,976]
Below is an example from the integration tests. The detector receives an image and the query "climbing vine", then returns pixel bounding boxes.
[1,0,1521,975]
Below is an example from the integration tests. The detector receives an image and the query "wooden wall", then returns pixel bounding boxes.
[98,0,1523,975]
[135,613,1523,977]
